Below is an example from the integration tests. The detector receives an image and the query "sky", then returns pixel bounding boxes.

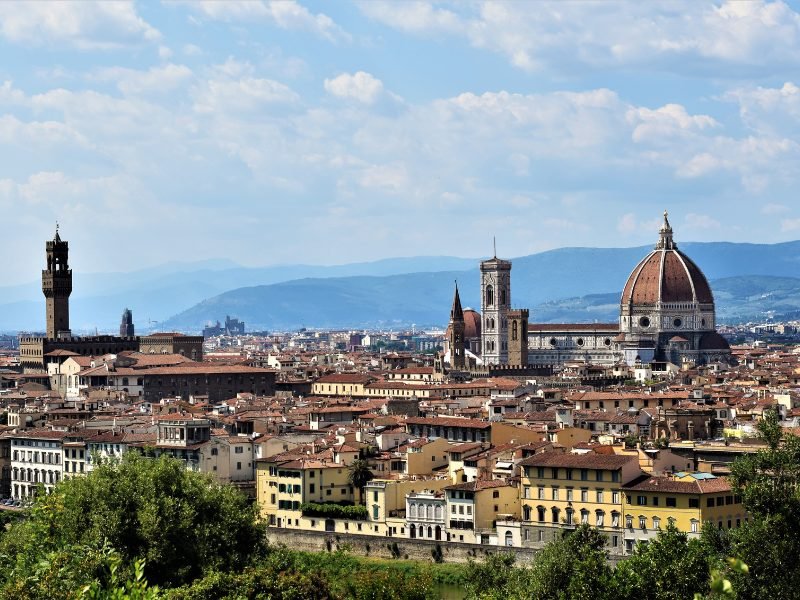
[2,1,800,285]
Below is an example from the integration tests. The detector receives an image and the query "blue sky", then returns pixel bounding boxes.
[2,1,800,284]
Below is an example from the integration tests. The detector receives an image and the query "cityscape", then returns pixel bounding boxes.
[2,2,800,599]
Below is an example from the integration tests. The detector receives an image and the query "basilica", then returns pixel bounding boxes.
[447,212,731,370]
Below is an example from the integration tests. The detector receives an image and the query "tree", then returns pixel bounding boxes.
[725,409,800,600]
[463,526,613,600]
[348,459,374,505]
[612,523,711,600]
[0,453,266,593]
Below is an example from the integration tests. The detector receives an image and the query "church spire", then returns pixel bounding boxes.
[450,281,464,322]
[656,210,675,250]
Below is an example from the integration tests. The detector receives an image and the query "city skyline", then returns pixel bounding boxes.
[2,1,800,284]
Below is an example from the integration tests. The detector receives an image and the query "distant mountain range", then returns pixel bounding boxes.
[160,241,800,332]
[4,241,800,333]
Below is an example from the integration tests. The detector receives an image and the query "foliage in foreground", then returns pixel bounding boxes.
[0,453,266,596]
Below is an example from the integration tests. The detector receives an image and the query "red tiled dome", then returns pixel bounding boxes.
[621,213,714,306]
[463,309,481,339]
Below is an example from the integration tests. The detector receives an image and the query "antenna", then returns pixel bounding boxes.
[493,236,497,258]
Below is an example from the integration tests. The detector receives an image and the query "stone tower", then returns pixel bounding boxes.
[120,308,135,337]
[448,282,466,370]
[42,226,72,339]
[480,250,511,365]
[507,309,529,366]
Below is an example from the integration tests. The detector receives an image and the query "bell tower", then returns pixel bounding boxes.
[448,282,466,370]
[480,241,512,365]
[42,225,72,339]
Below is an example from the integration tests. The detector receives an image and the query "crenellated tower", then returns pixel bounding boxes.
[42,226,72,339]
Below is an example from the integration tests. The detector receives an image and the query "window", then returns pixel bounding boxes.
[538,487,545,500]
[537,467,545,478]
[612,512,620,528]
[310,484,315,493]
[211,448,218,456]
[581,489,588,502]
[493,490,500,498]
[551,468,559,479]
[691,519,699,533]
[566,488,573,501]
[596,470,604,482]
[611,471,620,483]
[637,496,647,506]
[666,497,677,508]
[580,469,588,481]
[626,515,633,529]
[552,487,559,501]
[596,511,604,527]
[581,510,589,525]
[689,498,700,508]
[596,490,604,503]
[235,446,244,454]
[653,517,661,529]
[639,516,647,530]
[237,462,242,470]
[612,491,620,504]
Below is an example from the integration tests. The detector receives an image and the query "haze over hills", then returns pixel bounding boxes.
[160,241,800,332]
[0,256,476,332]
[5,241,800,333]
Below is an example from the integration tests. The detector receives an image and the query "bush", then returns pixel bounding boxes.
[300,502,368,520]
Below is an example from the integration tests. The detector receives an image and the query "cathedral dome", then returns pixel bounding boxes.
[621,212,714,306]
[463,309,481,339]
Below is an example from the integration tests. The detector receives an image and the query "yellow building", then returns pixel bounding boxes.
[620,472,747,553]
[404,437,452,476]
[518,451,642,554]
[444,479,519,544]
[256,456,355,527]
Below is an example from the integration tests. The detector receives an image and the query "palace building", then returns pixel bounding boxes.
[20,229,202,372]
[446,212,731,370]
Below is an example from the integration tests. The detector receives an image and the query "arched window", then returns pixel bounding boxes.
[500,288,506,305]
[505,531,513,546]
[485,285,494,307]
[551,507,560,523]
[596,511,605,527]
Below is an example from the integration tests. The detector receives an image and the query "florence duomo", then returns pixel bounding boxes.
[446,211,731,372]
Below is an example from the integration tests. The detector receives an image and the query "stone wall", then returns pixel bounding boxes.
[266,527,625,566]
[267,527,540,564]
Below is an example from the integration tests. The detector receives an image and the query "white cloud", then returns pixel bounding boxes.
[324,72,384,104]
[359,1,800,75]
[684,213,721,230]
[91,64,193,95]
[781,218,800,232]
[0,1,160,49]
[178,0,350,43]
[629,104,718,143]
[762,203,790,215]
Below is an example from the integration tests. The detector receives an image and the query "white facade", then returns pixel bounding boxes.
[480,257,511,365]
[10,433,66,499]
[406,490,446,541]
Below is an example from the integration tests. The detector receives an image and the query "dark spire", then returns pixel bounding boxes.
[54,222,61,243]
[450,281,464,322]
[655,209,675,250]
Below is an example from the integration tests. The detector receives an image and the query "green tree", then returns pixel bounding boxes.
[612,523,711,600]
[726,409,800,600]
[347,459,374,505]
[0,453,265,592]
